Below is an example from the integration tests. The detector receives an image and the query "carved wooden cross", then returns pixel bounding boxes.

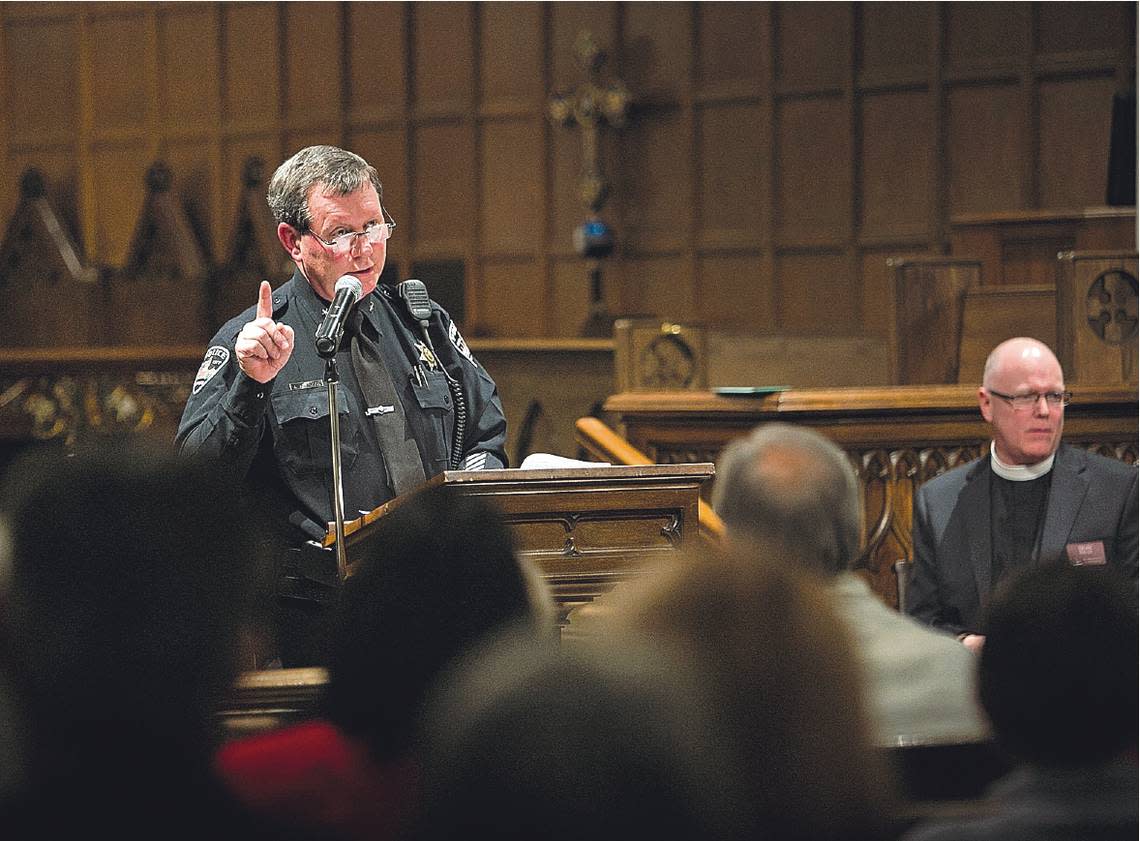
[548,31,632,214]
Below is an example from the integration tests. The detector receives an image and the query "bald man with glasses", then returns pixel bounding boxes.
[907,337,1137,650]
[177,145,507,666]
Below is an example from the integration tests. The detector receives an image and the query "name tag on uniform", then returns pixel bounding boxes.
[1066,540,1107,566]
[288,380,325,391]
[365,405,395,416]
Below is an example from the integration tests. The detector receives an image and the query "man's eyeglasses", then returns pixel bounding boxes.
[987,388,1072,410]
[305,211,396,256]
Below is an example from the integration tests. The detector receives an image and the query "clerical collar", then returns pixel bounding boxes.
[989,441,1055,481]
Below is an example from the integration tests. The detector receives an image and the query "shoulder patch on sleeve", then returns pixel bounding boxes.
[448,321,475,364]
[192,345,231,394]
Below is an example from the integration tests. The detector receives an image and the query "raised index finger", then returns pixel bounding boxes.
[255,281,274,320]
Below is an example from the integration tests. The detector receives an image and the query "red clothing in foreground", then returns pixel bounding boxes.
[216,719,416,841]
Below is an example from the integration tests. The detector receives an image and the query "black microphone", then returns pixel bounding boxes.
[314,275,363,358]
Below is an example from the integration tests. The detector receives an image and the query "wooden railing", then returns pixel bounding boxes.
[575,416,725,544]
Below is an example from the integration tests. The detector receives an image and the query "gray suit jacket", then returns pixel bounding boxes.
[829,573,987,746]
[907,444,1138,635]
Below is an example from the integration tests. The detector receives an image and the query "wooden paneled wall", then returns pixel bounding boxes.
[0,2,1134,339]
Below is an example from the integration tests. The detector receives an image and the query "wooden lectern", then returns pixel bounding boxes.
[333,463,715,622]
[220,463,714,736]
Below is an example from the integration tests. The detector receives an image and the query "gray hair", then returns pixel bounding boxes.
[712,423,862,575]
[266,145,383,230]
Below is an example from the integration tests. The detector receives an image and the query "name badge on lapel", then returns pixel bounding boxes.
[1065,540,1107,566]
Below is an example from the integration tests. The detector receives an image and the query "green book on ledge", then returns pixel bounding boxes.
[713,386,791,397]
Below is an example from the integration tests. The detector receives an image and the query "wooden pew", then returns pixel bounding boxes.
[889,257,981,384]
[113,162,210,346]
[1056,251,1138,386]
[0,169,103,348]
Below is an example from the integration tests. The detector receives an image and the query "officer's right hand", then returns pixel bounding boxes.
[235,281,295,383]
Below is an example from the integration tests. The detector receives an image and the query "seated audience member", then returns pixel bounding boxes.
[713,423,988,746]
[0,441,312,840]
[411,627,752,841]
[907,337,1137,651]
[903,563,1138,841]
[216,485,551,841]
[590,547,895,841]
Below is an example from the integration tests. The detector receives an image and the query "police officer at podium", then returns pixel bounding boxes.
[177,145,508,666]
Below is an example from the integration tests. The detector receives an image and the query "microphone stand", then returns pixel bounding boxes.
[323,353,349,582]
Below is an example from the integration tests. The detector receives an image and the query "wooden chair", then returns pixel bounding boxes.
[113,161,209,345]
[889,256,981,384]
[613,317,707,393]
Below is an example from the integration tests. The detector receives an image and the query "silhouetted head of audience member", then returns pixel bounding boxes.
[712,423,861,575]
[979,563,1138,768]
[412,628,749,841]
[599,545,892,841]
[321,485,547,764]
[0,438,272,778]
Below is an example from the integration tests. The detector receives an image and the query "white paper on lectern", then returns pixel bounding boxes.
[519,453,611,469]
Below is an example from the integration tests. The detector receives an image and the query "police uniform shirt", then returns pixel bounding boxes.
[176,269,508,541]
